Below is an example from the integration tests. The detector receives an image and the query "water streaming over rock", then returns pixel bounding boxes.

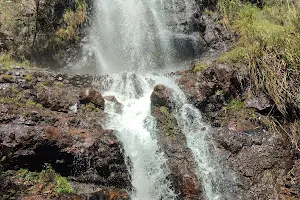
[103,74,177,200]
[81,0,236,199]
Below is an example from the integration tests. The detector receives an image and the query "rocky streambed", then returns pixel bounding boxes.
[0,63,299,200]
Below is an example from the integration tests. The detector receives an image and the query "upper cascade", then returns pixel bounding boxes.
[86,0,203,74]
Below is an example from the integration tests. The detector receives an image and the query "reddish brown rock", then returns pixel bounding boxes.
[79,88,105,110]
[0,68,131,199]
[36,87,79,112]
[177,63,240,119]
[15,188,130,200]
[150,84,173,110]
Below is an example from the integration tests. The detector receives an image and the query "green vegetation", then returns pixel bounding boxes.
[0,74,14,82]
[225,99,244,111]
[54,0,87,43]
[37,80,51,88]
[0,86,23,108]
[23,74,32,82]
[55,176,73,194]
[0,54,30,70]
[192,62,209,73]
[55,81,64,88]
[81,103,100,112]
[0,86,42,109]
[15,164,73,194]
[26,99,43,109]
[217,0,300,117]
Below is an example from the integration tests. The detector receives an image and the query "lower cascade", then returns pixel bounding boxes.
[99,73,236,199]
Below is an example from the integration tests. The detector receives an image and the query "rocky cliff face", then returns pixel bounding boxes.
[160,0,229,59]
[0,66,130,199]
[0,0,90,69]
[0,0,228,69]
[176,61,298,199]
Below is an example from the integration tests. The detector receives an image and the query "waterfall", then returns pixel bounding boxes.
[78,0,237,199]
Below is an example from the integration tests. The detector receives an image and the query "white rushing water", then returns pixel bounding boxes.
[103,74,177,200]
[79,0,237,199]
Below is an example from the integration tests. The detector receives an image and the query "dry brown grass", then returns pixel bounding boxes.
[217,0,300,118]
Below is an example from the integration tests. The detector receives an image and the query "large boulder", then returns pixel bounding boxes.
[177,60,296,199]
[177,62,240,120]
[150,84,203,200]
[79,88,105,110]
[150,84,173,110]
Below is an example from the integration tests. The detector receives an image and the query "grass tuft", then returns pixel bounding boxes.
[217,0,300,118]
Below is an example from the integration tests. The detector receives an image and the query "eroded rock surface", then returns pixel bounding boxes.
[0,67,130,199]
[177,63,240,120]
[150,84,203,200]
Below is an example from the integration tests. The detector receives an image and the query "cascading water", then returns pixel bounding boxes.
[78,0,237,199]
[103,74,177,199]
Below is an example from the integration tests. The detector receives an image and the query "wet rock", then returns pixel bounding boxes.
[178,60,296,199]
[0,121,130,188]
[36,87,79,112]
[281,160,300,199]
[212,126,293,199]
[14,187,130,200]
[16,194,86,200]
[0,67,131,199]
[79,88,105,110]
[150,84,173,110]
[88,189,130,200]
[104,96,123,113]
[177,63,241,119]
[244,92,272,112]
[150,85,203,200]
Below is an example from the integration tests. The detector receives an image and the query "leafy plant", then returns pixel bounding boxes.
[55,176,73,194]
[15,164,73,194]
[54,0,87,43]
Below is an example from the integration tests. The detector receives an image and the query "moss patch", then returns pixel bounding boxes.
[0,54,30,70]
[192,62,208,73]
[81,103,100,113]
[225,99,244,111]
[0,86,42,110]
[159,106,177,137]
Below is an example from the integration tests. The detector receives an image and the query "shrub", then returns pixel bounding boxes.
[15,164,73,194]
[26,99,43,109]
[225,99,244,111]
[54,0,87,43]
[0,53,29,70]
[55,176,73,194]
